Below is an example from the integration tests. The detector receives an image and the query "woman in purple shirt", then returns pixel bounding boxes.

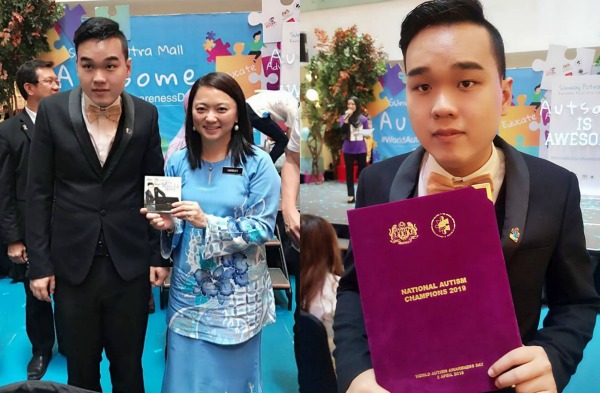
[339,96,369,203]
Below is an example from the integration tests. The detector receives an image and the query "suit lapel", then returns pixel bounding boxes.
[17,112,34,141]
[389,147,425,202]
[69,87,102,178]
[102,92,135,180]
[494,136,529,262]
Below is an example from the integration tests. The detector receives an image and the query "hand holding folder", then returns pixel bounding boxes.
[347,187,521,393]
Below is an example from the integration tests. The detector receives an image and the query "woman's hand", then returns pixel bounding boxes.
[344,109,354,122]
[171,201,207,229]
[140,207,174,231]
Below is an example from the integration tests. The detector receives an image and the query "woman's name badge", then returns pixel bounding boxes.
[223,167,243,175]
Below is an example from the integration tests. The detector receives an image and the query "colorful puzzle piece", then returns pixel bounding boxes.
[203,39,215,53]
[499,94,539,153]
[261,45,280,90]
[206,31,216,41]
[532,44,596,90]
[514,135,538,156]
[94,5,131,40]
[216,42,262,99]
[528,102,551,158]
[206,39,231,63]
[248,0,300,44]
[378,63,406,97]
[365,81,390,119]
[249,67,279,91]
[39,27,71,66]
[58,4,86,42]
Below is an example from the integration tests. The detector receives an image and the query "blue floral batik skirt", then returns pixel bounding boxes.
[161,329,263,393]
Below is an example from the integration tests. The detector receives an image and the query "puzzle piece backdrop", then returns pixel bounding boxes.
[43,6,300,152]
[371,63,543,162]
[248,0,300,43]
[369,54,600,198]
[531,44,596,90]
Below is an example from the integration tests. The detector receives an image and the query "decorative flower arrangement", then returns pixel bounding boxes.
[0,0,64,109]
[301,25,387,178]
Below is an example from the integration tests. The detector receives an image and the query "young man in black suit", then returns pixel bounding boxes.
[333,1,600,392]
[144,182,166,204]
[0,60,61,380]
[26,18,170,392]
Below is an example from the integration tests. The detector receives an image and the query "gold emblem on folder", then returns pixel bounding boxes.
[389,222,419,245]
[431,213,456,238]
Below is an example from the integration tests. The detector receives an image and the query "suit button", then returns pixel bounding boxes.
[100,210,106,216]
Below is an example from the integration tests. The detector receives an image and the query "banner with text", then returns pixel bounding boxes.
[54,13,296,151]
[547,75,600,195]
[371,65,542,162]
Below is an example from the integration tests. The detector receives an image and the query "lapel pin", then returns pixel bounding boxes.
[509,227,520,243]
[126,128,133,135]
[21,124,28,131]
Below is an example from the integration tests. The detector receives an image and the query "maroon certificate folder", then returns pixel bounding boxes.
[347,187,522,393]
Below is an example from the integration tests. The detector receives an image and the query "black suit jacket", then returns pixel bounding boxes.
[26,88,169,285]
[145,187,165,203]
[333,136,600,392]
[0,111,34,245]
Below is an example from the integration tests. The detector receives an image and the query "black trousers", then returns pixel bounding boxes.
[54,256,150,393]
[343,152,367,197]
[0,242,11,277]
[24,273,57,356]
[247,104,289,163]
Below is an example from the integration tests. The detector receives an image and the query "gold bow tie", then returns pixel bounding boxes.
[86,104,121,123]
[427,171,494,195]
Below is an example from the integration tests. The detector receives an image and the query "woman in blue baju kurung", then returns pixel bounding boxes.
[141,72,280,393]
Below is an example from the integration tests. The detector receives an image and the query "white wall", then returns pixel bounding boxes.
[302,0,600,62]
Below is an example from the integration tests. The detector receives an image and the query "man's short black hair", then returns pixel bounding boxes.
[399,0,506,79]
[74,17,128,60]
[16,60,54,100]
[253,31,262,39]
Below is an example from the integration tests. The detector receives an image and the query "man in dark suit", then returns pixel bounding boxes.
[26,18,170,393]
[0,60,61,380]
[144,182,165,204]
[1,104,10,121]
[333,1,600,393]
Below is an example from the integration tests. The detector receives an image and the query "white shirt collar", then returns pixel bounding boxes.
[24,106,36,124]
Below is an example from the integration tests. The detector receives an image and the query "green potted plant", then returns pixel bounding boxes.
[301,25,387,180]
[0,0,64,112]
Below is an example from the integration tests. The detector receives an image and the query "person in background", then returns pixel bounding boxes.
[1,104,11,121]
[333,1,600,392]
[246,89,298,163]
[0,59,62,381]
[280,93,301,249]
[339,96,369,204]
[167,89,298,165]
[141,72,280,393]
[299,214,344,356]
[26,17,169,392]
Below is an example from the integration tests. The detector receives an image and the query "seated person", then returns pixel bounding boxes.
[299,214,344,356]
